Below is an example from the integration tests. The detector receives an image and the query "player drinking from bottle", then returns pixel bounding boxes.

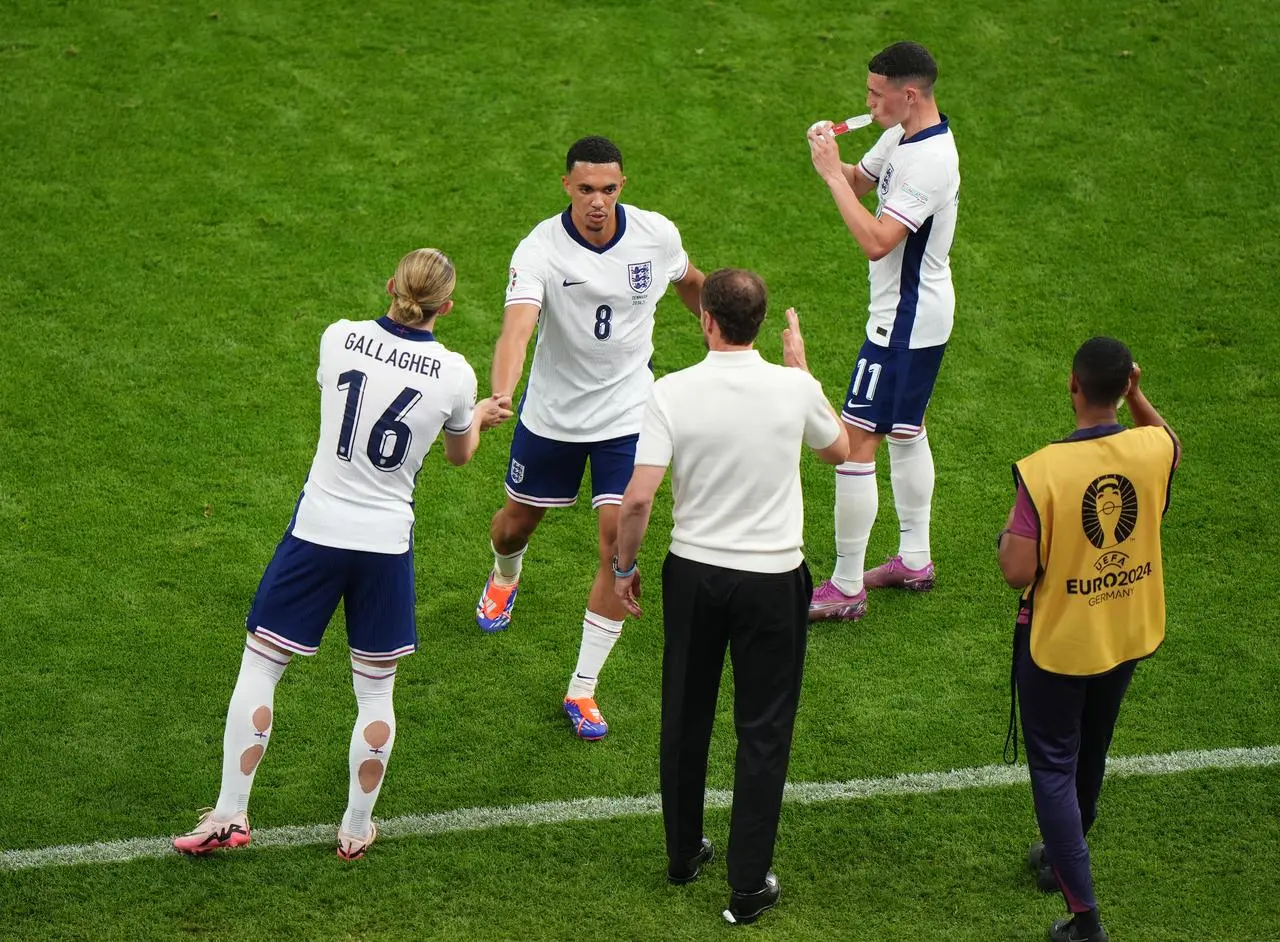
[805,41,961,622]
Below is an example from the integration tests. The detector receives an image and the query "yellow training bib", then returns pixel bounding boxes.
[1016,426,1176,676]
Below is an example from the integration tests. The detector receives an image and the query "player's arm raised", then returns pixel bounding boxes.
[490,302,540,403]
[808,128,908,262]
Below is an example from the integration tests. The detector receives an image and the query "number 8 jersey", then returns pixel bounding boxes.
[506,204,690,443]
[291,316,478,554]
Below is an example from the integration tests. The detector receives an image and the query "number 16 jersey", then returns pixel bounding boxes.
[291,316,478,555]
[505,204,690,443]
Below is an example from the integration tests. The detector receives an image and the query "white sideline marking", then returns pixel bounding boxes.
[2,745,1275,873]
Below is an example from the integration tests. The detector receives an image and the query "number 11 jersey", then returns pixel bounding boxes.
[291,316,478,555]
[505,204,690,443]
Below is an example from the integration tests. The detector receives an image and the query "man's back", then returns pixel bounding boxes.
[1016,424,1177,676]
[644,350,836,573]
[293,316,477,554]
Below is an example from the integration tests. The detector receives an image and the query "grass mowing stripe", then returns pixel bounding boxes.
[4,744,1274,874]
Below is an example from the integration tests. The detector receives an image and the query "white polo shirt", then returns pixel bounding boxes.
[634,349,840,573]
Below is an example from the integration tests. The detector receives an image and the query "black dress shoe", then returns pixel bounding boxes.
[723,871,780,924]
[1027,841,1059,892]
[1049,914,1110,942]
[667,837,715,885]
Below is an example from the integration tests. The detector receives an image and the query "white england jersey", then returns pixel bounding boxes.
[856,116,960,349]
[505,203,690,442]
[291,316,478,554]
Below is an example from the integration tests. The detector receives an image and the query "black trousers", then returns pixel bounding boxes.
[1015,625,1138,913]
[659,552,811,891]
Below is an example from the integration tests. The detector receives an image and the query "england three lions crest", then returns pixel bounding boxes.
[628,260,653,294]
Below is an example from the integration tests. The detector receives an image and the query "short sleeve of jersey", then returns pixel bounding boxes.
[1008,482,1039,539]
[801,375,841,449]
[316,321,344,388]
[662,215,690,282]
[634,386,674,468]
[505,236,546,309]
[445,358,479,434]
[857,127,900,182]
[881,153,953,233]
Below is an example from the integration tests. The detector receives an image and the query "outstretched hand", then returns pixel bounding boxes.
[476,395,514,430]
[782,307,808,372]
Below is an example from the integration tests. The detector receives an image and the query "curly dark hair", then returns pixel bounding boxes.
[1073,337,1134,406]
[565,136,623,172]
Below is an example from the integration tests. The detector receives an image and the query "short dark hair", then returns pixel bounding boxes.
[868,41,938,87]
[701,269,768,345]
[1073,337,1133,406]
[565,136,623,172]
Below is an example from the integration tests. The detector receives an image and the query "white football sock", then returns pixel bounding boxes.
[213,635,291,819]
[889,429,935,570]
[492,542,526,587]
[341,658,398,840]
[566,611,623,699]
[832,461,878,595]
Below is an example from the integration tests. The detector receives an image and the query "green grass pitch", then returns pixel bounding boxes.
[1,0,1278,939]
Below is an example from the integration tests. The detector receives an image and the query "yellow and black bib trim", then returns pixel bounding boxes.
[1015,425,1176,676]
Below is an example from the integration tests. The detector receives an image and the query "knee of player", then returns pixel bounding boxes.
[888,428,927,446]
[492,507,538,549]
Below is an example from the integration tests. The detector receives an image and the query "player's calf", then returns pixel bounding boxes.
[339,656,397,857]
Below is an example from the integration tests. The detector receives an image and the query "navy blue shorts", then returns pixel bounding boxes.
[504,420,639,509]
[841,340,946,436]
[245,534,417,661]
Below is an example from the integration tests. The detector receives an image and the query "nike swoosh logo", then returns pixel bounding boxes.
[845,403,872,409]
[562,279,587,287]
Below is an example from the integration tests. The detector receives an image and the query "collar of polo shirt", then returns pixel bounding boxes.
[703,349,763,364]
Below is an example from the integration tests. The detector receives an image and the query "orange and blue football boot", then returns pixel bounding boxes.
[563,696,608,740]
[476,572,519,633]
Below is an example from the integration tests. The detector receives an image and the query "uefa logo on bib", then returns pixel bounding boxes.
[628,261,652,294]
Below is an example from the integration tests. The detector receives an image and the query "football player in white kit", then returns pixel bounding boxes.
[805,42,960,623]
[475,136,705,740]
[174,249,511,859]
